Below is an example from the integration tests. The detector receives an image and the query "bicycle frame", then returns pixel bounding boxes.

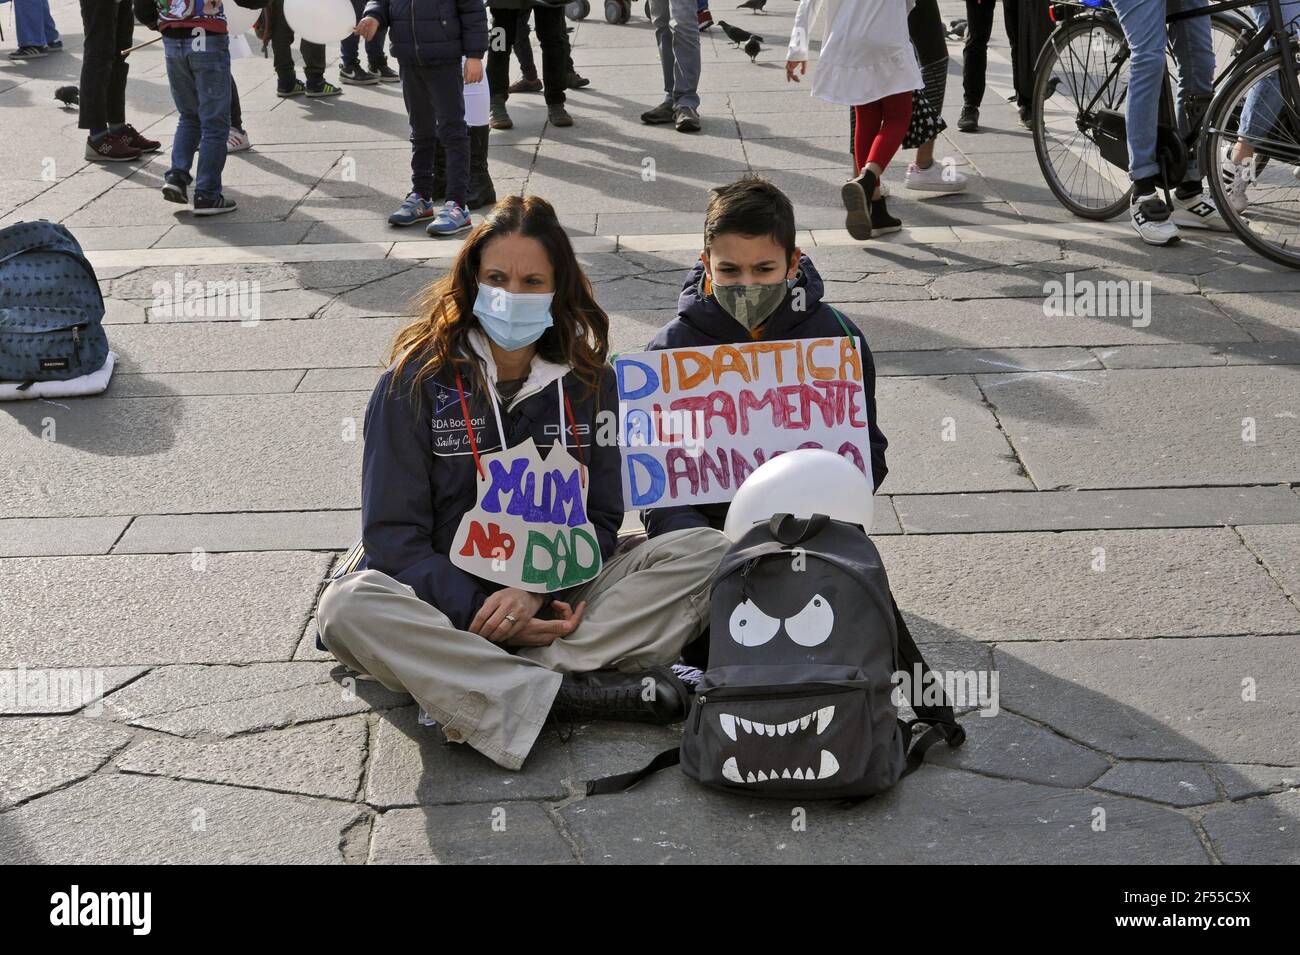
[1061,0,1300,164]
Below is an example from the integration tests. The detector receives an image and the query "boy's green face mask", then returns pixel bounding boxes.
[710,277,790,331]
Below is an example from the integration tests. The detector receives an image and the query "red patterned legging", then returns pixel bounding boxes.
[852,91,913,176]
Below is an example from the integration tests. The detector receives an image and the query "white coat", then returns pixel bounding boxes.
[787,0,923,107]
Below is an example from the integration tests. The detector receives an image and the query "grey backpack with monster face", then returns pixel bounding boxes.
[683,513,963,800]
[586,514,965,800]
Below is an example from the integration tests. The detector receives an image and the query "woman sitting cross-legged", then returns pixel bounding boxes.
[316,195,729,771]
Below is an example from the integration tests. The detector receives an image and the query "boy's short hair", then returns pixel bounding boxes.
[704,176,797,260]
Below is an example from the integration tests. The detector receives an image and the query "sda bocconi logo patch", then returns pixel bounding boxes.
[49,885,151,936]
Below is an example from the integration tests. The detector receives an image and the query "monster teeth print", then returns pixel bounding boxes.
[717,705,834,742]
[721,750,841,784]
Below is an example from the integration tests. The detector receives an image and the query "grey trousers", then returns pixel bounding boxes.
[649,0,701,111]
[317,527,729,769]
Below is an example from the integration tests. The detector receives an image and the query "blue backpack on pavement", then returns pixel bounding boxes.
[0,221,109,387]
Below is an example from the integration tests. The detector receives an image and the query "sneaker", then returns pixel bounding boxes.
[509,76,543,94]
[85,132,141,163]
[276,78,306,98]
[305,80,343,98]
[565,71,590,90]
[841,168,876,240]
[161,177,189,204]
[957,105,979,132]
[674,105,701,133]
[46,40,63,52]
[426,200,473,237]
[1018,103,1033,129]
[489,100,513,130]
[698,9,714,30]
[547,104,574,127]
[388,192,438,226]
[339,62,380,85]
[905,159,967,193]
[871,196,902,235]
[550,666,689,724]
[1220,151,1252,214]
[8,45,48,59]
[119,124,161,153]
[1171,185,1230,231]
[1130,191,1180,246]
[641,100,674,125]
[228,127,252,153]
[192,194,238,216]
[369,61,400,83]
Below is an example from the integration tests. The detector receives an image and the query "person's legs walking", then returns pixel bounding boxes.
[643,0,677,123]
[317,570,564,770]
[533,4,570,114]
[432,61,471,210]
[512,10,541,86]
[14,0,59,51]
[666,0,701,128]
[163,36,201,195]
[191,34,232,204]
[961,0,996,128]
[269,0,303,93]
[487,6,519,127]
[105,0,133,127]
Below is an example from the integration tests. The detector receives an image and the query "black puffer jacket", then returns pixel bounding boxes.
[362,0,489,64]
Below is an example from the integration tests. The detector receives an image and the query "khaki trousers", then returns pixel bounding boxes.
[316,527,729,770]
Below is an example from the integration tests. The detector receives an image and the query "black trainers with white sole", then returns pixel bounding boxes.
[193,195,238,216]
[1130,192,1180,246]
[870,196,902,235]
[161,179,189,204]
[841,168,876,240]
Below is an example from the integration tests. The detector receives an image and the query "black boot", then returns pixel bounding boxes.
[870,195,902,235]
[551,666,689,725]
[466,124,496,209]
[431,141,447,205]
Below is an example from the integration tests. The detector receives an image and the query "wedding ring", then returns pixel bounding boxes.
[505,613,518,623]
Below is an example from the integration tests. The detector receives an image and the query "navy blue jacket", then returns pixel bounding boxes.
[642,254,888,538]
[357,358,623,632]
[362,0,489,64]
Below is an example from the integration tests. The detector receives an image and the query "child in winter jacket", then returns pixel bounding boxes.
[357,0,489,236]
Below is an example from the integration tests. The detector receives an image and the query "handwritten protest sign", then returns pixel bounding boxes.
[614,338,873,509]
[450,438,602,593]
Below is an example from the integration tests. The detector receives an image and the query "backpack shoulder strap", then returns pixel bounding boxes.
[585,747,680,796]
[891,596,966,767]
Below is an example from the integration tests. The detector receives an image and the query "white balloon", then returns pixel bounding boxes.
[723,448,873,541]
[223,3,260,35]
[282,0,357,46]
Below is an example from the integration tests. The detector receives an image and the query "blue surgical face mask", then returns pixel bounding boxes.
[472,284,555,352]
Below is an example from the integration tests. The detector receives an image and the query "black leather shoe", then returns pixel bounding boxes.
[551,666,689,725]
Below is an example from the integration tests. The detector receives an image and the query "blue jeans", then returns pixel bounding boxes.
[1109,0,1214,182]
[650,0,701,110]
[340,0,387,66]
[1239,0,1300,146]
[163,34,232,200]
[15,0,60,47]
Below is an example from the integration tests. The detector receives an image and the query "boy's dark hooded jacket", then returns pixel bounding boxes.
[642,254,888,538]
[355,339,623,633]
[362,0,488,64]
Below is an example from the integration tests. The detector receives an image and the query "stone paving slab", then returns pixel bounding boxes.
[891,486,1300,534]
[369,803,575,865]
[561,765,1209,864]
[1092,761,1221,808]
[2,717,135,809]
[99,662,407,737]
[0,774,368,865]
[1237,524,1300,601]
[993,635,1300,764]
[0,553,331,667]
[925,711,1111,789]
[0,516,131,557]
[979,367,1300,490]
[116,717,368,801]
[1201,790,1300,864]
[877,528,1300,643]
[115,510,360,555]
[365,707,573,808]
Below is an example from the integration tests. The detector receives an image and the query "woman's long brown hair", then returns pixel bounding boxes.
[387,195,610,406]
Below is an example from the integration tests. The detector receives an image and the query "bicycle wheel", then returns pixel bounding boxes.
[1205,49,1300,269]
[1210,11,1254,86]
[1033,14,1135,220]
